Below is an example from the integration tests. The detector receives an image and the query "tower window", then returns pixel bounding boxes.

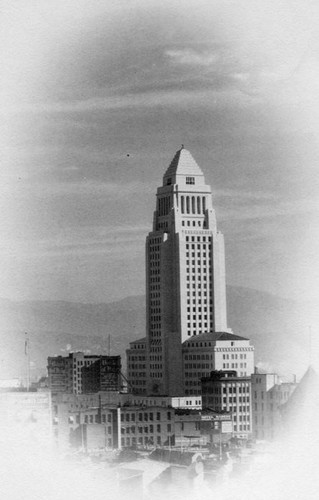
[186,177,195,185]
[192,196,195,214]
[202,197,206,213]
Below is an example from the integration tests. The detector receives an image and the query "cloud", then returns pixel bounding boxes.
[0,224,149,260]
[218,195,319,223]
[166,49,219,67]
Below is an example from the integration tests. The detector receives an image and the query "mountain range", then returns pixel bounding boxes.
[0,286,314,382]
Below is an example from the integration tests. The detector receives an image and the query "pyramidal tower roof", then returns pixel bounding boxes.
[164,147,204,179]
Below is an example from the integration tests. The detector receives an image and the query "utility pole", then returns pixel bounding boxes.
[25,332,30,391]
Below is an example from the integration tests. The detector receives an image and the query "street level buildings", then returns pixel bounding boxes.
[51,391,175,451]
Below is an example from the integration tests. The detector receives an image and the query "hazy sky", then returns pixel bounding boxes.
[1,0,319,304]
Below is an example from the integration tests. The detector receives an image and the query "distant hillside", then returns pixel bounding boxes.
[0,287,314,381]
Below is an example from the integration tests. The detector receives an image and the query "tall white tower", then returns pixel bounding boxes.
[146,147,229,396]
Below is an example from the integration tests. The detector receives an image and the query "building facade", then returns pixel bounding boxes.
[129,148,233,396]
[183,332,254,395]
[251,372,297,440]
[201,370,252,439]
[119,406,174,448]
[51,391,175,451]
[82,356,122,393]
[48,352,122,395]
[126,338,147,394]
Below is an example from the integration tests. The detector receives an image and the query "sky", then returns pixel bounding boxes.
[1,0,319,304]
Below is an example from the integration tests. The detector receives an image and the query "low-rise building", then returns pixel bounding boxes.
[174,408,232,448]
[201,370,252,439]
[48,352,122,395]
[119,405,174,448]
[51,392,175,451]
[183,332,254,396]
[82,356,122,393]
[171,395,202,410]
[127,332,255,397]
[251,371,297,440]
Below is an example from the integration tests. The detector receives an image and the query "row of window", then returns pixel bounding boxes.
[222,385,250,393]
[68,413,113,425]
[129,364,146,370]
[180,195,205,214]
[223,353,247,360]
[186,251,208,259]
[158,196,171,216]
[121,411,169,422]
[121,424,171,433]
[185,364,211,370]
[234,424,250,432]
[121,436,162,446]
[150,355,162,361]
[186,297,211,306]
[186,236,210,243]
[185,354,212,360]
[222,363,248,369]
[222,396,250,404]
[187,322,210,328]
[222,405,250,413]
[150,364,162,370]
[157,221,168,230]
[182,220,206,228]
[149,277,160,283]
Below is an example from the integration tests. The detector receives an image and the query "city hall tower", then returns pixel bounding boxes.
[145,147,229,395]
